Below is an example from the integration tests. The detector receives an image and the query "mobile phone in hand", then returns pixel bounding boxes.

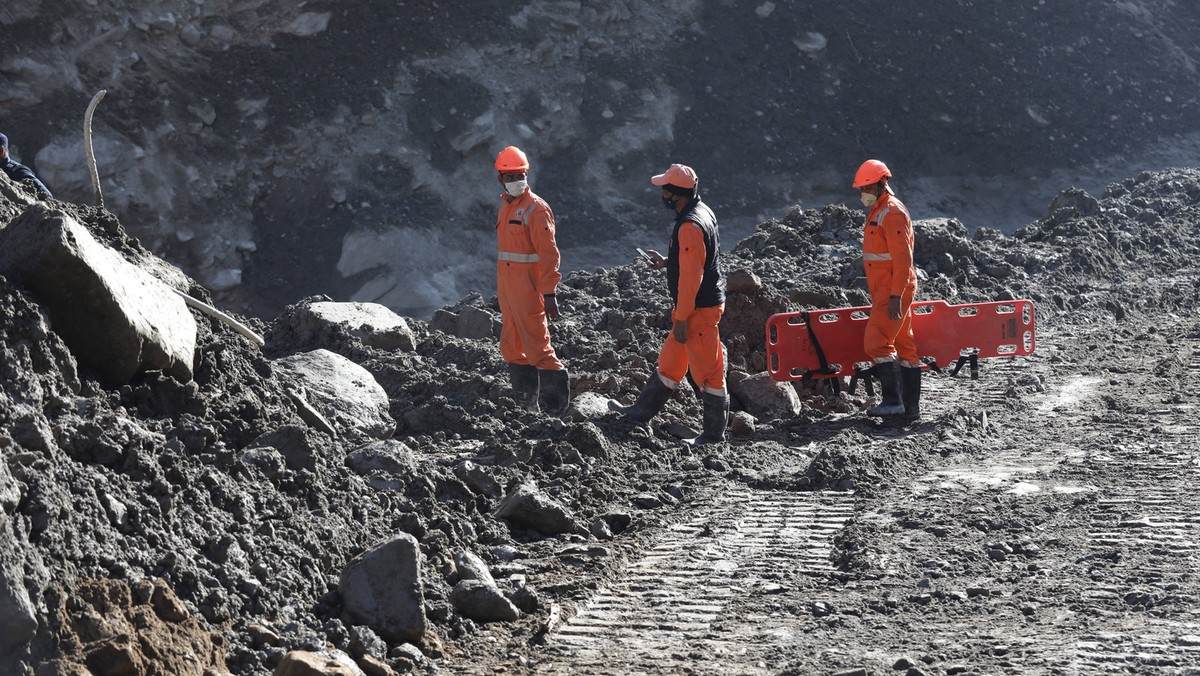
[636,248,653,263]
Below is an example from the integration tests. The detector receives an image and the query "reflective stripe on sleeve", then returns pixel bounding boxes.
[863,252,893,261]
[498,251,539,263]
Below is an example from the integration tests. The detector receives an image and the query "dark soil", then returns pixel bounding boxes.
[2,164,1198,674]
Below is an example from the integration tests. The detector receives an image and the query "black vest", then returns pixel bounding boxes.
[667,197,725,309]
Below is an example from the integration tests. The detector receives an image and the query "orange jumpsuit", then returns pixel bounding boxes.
[496,188,563,370]
[659,221,725,393]
[862,191,918,365]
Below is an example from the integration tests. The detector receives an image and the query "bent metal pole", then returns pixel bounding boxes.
[172,289,265,348]
[84,89,107,208]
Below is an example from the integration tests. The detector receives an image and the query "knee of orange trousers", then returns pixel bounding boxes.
[500,314,561,370]
[864,314,902,361]
[893,317,918,365]
[657,331,725,390]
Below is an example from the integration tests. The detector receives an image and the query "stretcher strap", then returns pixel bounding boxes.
[800,311,840,382]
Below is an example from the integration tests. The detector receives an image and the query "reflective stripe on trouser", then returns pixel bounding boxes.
[498,261,562,370]
[657,305,725,391]
[864,285,918,364]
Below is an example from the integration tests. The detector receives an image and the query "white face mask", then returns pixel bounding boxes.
[504,179,527,197]
[860,191,877,208]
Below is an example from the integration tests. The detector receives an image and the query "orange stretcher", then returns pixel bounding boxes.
[766,299,1036,381]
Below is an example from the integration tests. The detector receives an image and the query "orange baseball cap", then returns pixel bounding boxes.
[650,164,698,189]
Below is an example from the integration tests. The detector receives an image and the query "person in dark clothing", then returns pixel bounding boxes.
[610,163,729,445]
[0,132,52,197]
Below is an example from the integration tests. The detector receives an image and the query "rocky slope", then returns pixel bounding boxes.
[1,159,1198,673]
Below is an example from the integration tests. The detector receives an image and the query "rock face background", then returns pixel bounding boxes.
[4,1,1200,318]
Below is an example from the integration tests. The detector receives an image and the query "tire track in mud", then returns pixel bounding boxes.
[1068,337,1200,672]
[909,330,1200,673]
[500,326,1199,675]
[536,486,855,674]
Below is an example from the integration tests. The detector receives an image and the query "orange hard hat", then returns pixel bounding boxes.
[852,159,891,188]
[495,146,529,172]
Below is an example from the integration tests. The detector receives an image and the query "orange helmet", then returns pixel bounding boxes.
[495,146,529,172]
[852,159,891,188]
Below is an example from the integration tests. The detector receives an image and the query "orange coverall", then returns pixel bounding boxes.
[862,192,918,365]
[496,189,563,370]
[660,222,725,392]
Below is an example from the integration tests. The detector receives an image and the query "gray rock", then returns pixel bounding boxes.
[346,624,387,660]
[250,425,316,471]
[0,460,22,514]
[346,440,419,475]
[664,419,698,439]
[275,649,366,676]
[0,519,37,652]
[339,534,426,644]
[239,446,286,479]
[726,268,762,295]
[564,422,610,459]
[730,372,801,419]
[454,460,502,497]
[449,579,520,623]
[598,512,632,535]
[458,306,499,340]
[275,349,395,441]
[632,493,664,509]
[494,483,576,536]
[729,410,757,436]
[430,305,499,340]
[453,551,495,587]
[292,301,417,351]
[0,205,196,384]
[590,518,613,540]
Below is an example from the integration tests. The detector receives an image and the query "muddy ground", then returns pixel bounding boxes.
[1,166,1198,675]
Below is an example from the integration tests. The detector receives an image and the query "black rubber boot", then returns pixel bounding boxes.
[609,374,674,423]
[508,364,539,412]
[867,362,906,416]
[538,368,571,416]
[901,365,922,419]
[692,392,730,445]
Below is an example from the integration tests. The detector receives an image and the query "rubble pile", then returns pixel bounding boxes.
[0,167,1198,674]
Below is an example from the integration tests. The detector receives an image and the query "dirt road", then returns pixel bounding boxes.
[440,316,1200,675]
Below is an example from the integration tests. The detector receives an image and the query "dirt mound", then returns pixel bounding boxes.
[1,166,1199,674]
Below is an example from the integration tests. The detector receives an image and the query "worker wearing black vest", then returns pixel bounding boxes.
[610,163,729,445]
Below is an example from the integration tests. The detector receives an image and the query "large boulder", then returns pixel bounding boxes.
[338,534,426,645]
[274,349,395,441]
[0,204,196,384]
[286,300,417,351]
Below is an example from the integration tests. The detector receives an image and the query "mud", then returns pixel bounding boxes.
[1,166,1199,674]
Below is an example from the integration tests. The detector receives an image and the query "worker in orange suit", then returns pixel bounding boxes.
[494,145,569,415]
[853,159,921,418]
[611,163,728,444]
